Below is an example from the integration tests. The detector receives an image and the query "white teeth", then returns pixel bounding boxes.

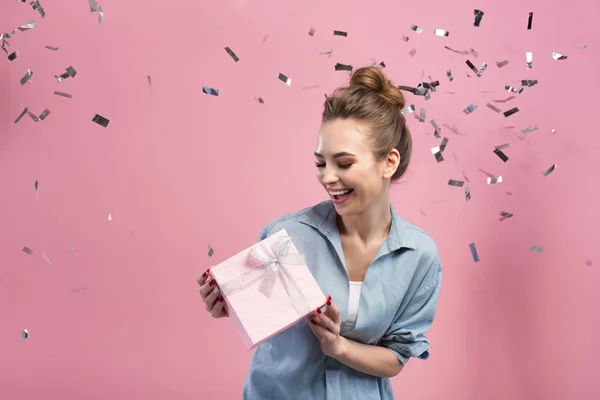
[330,189,352,196]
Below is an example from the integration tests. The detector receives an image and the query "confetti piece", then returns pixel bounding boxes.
[410,24,423,34]
[486,103,501,113]
[496,60,509,68]
[448,179,464,187]
[526,52,533,69]
[419,108,426,122]
[225,47,239,62]
[333,30,347,37]
[39,109,51,120]
[476,63,487,77]
[487,176,502,184]
[21,329,29,339]
[26,110,39,122]
[88,0,99,12]
[521,125,538,134]
[494,96,516,103]
[495,143,510,150]
[444,46,468,55]
[208,244,214,257]
[92,114,110,127]
[499,211,513,221]
[527,12,533,30]
[431,120,442,137]
[41,251,53,265]
[22,246,33,255]
[31,0,45,17]
[20,69,33,85]
[505,86,524,94]
[54,66,77,82]
[474,9,484,26]
[54,91,72,98]
[434,29,449,37]
[521,79,538,87]
[146,74,152,92]
[402,35,409,42]
[463,104,477,114]
[14,107,28,123]
[202,86,219,96]
[408,48,417,57]
[465,186,471,201]
[8,51,17,61]
[254,97,264,104]
[401,105,415,115]
[308,27,315,36]
[34,180,38,200]
[432,147,444,162]
[278,73,291,86]
[469,48,479,58]
[552,52,567,60]
[335,63,353,72]
[319,48,332,56]
[542,164,557,177]
[446,70,453,82]
[529,246,544,253]
[45,45,58,51]
[494,148,509,162]
[98,6,104,23]
[107,213,112,223]
[582,45,590,50]
[469,243,480,262]
[466,60,478,74]
[503,107,519,117]
[550,129,556,135]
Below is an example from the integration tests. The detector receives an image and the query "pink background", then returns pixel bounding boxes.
[1,0,599,399]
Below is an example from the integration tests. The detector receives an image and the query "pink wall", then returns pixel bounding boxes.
[2,0,599,398]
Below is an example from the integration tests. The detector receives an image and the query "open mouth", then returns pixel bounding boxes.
[330,189,354,200]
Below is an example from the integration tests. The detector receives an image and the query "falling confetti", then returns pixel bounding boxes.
[31,1,45,17]
[465,186,471,201]
[527,12,534,30]
[469,48,479,58]
[542,164,557,177]
[495,143,510,150]
[463,104,477,114]
[448,179,464,187]
[34,180,39,200]
[147,74,152,92]
[474,9,484,26]
[401,105,415,115]
[54,91,72,98]
[22,246,33,255]
[107,213,112,223]
[469,243,480,263]
[333,30,347,37]
[419,108,426,122]
[202,86,219,96]
[529,246,545,254]
[505,86,523,94]
[466,60,478,74]
[39,109,51,120]
[496,60,510,68]
[526,52,533,69]
[487,176,503,184]
[408,48,417,57]
[14,107,28,123]
[486,103,501,113]
[476,63,487,77]
[254,97,264,104]
[41,251,53,265]
[499,211,514,221]
[335,63,353,72]
[278,73,291,86]
[434,29,449,37]
[8,51,17,61]
[21,329,29,339]
[444,46,468,55]
[92,114,110,127]
[493,148,509,162]
[503,107,519,117]
[54,66,77,82]
[319,48,332,56]
[552,52,567,60]
[225,47,239,62]
[98,6,104,23]
[446,70,453,81]
[402,35,409,42]
[20,69,33,85]
[308,27,315,36]
[88,0,99,12]
[208,244,214,257]
[431,120,442,137]
[410,24,423,34]
[521,126,538,134]
[45,45,58,51]
[582,45,590,51]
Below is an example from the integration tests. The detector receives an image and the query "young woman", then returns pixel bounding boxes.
[197,66,443,400]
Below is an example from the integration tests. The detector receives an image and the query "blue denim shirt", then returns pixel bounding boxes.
[242,200,443,400]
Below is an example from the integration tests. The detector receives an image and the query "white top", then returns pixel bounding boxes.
[342,281,363,331]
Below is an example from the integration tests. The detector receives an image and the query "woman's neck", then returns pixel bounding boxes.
[336,202,392,246]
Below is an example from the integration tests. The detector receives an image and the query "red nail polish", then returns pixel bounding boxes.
[316,308,322,314]
[202,271,207,278]
[210,280,216,286]
[327,295,332,300]
[327,300,331,306]
[310,318,316,324]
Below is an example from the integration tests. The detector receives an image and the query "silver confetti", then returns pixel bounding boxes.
[88,0,98,12]
[582,45,590,51]
[54,66,77,82]
[434,29,449,37]
[432,147,444,162]
[505,86,524,94]
[402,35,409,42]
[499,211,513,221]
[147,74,152,92]
[466,60,478,74]
[41,251,53,265]
[202,86,219,95]
[8,51,17,61]
[465,186,471,201]
[333,30,347,37]
[526,52,533,69]
[521,125,538,134]
[469,243,480,262]
[496,60,509,68]
[26,110,39,122]
[98,5,104,23]
[542,164,557,177]
[225,47,239,62]
[21,329,29,339]
[495,143,510,150]
[419,108,426,122]
[446,70,453,81]
[14,107,28,123]
[503,107,519,117]
[31,1,45,17]
[552,52,567,60]
[521,79,538,87]
[20,69,33,85]
[410,24,423,34]
[469,48,479,58]
[254,97,264,104]
[448,179,464,187]
[494,96,516,103]
[22,246,33,255]
[54,91,72,98]
[107,213,112,223]
[444,46,468,55]
[494,148,509,162]
[408,48,417,57]
[401,105,415,115]
[439,137,448,152]
[463,104,477,114]
[550,129,556,135]
[208,244,214,257]
[92,114,110,127]
[430,119,442,138]
[487,176,503,184]
[45,45,58,51]
[529,246,545,254]
[278,73,291,86]
[335,63,353,72]
[34,180,39,200]
[476,63,487,77]
[319,48,332,56]
[474,9,484,26]
[308,27,315,36]
[527,12,533,30]
[486,103,501,113]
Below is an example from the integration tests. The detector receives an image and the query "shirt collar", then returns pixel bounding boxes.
[298,200,416,252]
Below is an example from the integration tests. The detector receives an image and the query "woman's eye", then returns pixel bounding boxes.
[339,163,352,169]
[315,162,325,168]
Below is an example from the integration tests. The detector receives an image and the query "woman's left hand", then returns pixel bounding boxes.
[308,296,346,358]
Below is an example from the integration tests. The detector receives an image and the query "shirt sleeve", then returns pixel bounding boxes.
[379,255,443,366]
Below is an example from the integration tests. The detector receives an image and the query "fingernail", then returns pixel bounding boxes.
[327,295,331,300]
[326,300,331,306]
[316,307,322,314]
[210,280,216,286]
[310,318,316,324]
[202,271,208,278]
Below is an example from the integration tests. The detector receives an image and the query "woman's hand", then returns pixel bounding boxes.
[308,296,347,358]
[197,268,228,318]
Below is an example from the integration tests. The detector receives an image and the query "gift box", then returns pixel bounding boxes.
[210,228,325,350]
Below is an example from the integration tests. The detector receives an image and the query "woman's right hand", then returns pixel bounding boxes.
[197,268,228,319]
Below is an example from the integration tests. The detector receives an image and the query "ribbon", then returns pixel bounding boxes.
[219,235,311,317]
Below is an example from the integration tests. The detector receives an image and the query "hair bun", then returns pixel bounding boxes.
[349,67,405,108]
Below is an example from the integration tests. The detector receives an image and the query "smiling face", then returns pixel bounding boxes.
[314,118,400,215]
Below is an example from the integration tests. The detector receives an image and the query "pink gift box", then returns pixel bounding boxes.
[210,229,326,350]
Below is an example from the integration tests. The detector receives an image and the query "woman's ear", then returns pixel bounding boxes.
[382,149,400,179]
